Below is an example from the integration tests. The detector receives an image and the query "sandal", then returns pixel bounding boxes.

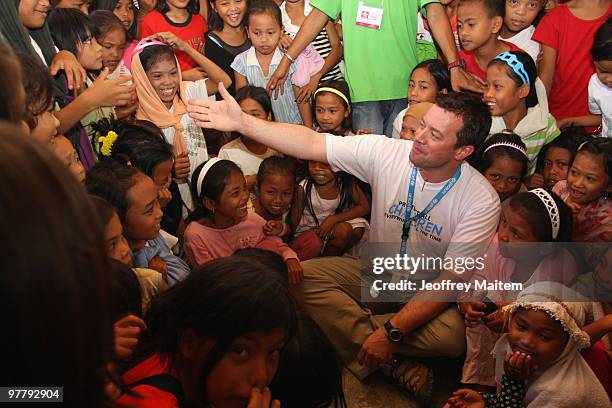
[383,357,434,406]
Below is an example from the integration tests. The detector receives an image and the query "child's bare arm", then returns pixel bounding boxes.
[234,70,248,92]
[294,84,314,128]
[538,45,557,96]
[333,179,370,223]
[557,114,602,129]
[584,314,612,345]
[290,185,305,232]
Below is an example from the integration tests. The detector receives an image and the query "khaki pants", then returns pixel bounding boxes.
[293,256,466,380]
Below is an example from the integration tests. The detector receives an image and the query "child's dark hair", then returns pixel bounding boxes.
[138,43,177,72]
[85,159,145,224]
[48,8,96,57]
[592,17,612,61]
[208,0,246,32]
[257,156,296,186]
[90,10,127,42]
[412,59,452,93]
[156,0,199,14]
[246,0,282,28]
[234,247,288,285]
[109,259,143,320]
[0,42,24,125]
[137,256,297,402]
[270,313,347,408]
[458,0,505,18]
[304,166,354,228]
[187,159,244,223]
[436,92,492,150]
[236,85,275,121]
[573,139,612,187]
[96,120,174,177]
[508,191,572,242]
[90,0,138,40]
[536,127,590,174]
[16,52,54,130]
[474,132,529,182]
[313,79,352,132]
[489,51,538,108]
[90,193,119,228]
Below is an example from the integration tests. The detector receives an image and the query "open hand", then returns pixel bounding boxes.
[267,61,290,99]
[451,67,487,93]
[50,50,87,92]
[87,68,135,107]
[188,83,245,132]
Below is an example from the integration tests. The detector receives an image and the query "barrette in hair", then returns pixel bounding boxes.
[530,188,560,239]
[484,141,528,158]
[99,131,119,157]
[495,52,530,85]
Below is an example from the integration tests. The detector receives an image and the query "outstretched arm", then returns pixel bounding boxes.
[187,83,327,162]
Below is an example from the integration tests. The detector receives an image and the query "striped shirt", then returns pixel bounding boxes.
[231,47,303,125]
[280,1,343,83]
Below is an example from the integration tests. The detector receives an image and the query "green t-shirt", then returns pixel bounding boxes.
[311,0,439,103]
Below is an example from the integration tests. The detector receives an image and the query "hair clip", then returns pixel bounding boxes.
[495,52,530,85]
[99,131,119,157]
[530,188,560,239]
[484,141,528,158]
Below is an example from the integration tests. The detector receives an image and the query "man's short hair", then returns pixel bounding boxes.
[435,92,492,151]
[458,0,505,18]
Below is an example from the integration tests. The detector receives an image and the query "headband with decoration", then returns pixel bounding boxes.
[530,188,560,240]
[134,38,167,55]
[484,141,528,157]
[495,52,530,85]
[314,87,349,106]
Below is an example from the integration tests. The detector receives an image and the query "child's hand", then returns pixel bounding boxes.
[182,67,208,82]
[114,314,146,360]
[87,68,135,107]
[444,388,485,408]
[115,100,139,120]
[173,154,191,179]
[317,215,338,238]
[295,74,321,103]
[50,50,87,91]
[263,220,284,236]
[279,34,293,52]
[483,309,505,333]
[355,128,372,135]
[158,186,172,208]
[154,31,189,52]
[565,198,582,214]
[148,256,168,282]
[525,173,545,190]
[247,387,281,408]
[285,258,303,285]
[459,301,485,327]
[504,350,538,381]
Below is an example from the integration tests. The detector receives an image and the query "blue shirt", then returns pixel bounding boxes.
[231,47,302,125]
[131,235,190,286]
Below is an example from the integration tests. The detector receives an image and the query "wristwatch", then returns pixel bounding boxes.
[447,59,466,70]
[384,320,404,343]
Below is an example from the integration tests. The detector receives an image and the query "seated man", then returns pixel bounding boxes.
[188,86,500,401]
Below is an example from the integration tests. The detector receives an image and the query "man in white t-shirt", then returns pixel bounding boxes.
[188,86,500,395]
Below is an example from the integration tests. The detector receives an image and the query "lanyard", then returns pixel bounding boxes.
[399,166,462,256]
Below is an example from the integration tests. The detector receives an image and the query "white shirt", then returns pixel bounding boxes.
[498,25,540,62]
[325,134,500,278]
[588,74,612,138]
[218,138,279,175]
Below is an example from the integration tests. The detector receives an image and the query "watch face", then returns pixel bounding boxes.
[389,328,403,342]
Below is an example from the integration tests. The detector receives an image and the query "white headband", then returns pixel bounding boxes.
[196,157,222,197]
[484,141,528,158]
[530,188,560,239]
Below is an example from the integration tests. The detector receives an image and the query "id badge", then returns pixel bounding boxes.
[356,0,384,30]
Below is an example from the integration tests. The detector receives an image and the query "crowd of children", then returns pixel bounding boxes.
[1,0,611,406]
